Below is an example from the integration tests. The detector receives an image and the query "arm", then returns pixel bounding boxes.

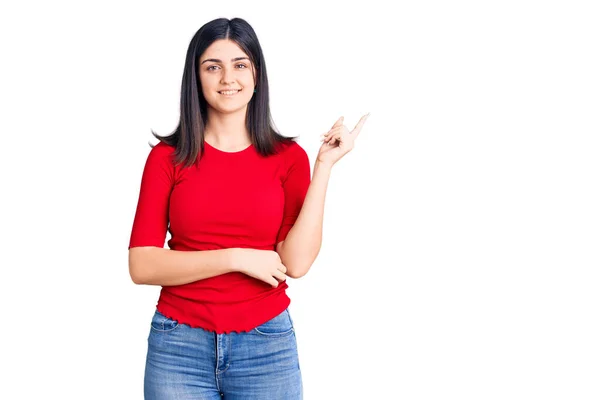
[278,114,370,277]
[128,143,285,287]
[277,160,331,278]
[128,143,240,286]
[129,247,238,286]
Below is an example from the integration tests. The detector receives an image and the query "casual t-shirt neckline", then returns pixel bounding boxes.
[204,140,254,154]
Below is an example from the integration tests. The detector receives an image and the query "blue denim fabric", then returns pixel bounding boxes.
[144,308,303,399]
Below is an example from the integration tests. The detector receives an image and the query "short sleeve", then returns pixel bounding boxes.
[128,143,176,249]
[276,142,311,244]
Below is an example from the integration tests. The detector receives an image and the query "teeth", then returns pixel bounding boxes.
[219,90,240,95]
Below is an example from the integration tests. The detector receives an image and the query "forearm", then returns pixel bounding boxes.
[279,160,332,278]
[129,247,238,286]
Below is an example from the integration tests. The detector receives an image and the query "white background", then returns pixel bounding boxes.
[1,1,599,399]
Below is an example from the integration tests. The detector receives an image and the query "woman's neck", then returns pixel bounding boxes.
[204,107,251,149]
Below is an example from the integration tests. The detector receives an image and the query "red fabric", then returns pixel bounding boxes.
[128,140,310,333]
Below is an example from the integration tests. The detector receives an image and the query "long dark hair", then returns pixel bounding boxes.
[150,17,297,167]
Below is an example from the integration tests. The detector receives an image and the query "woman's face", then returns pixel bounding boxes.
[198,39,256,115]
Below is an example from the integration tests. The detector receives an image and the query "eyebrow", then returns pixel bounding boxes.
[200,57,250,65]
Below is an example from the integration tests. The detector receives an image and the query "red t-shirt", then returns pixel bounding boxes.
[128,139,310,333]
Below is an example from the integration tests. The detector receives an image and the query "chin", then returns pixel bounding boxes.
[212,105,250,115]
[211,101,252,113]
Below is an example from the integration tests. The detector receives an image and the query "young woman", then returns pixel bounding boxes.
[128,17,369,399]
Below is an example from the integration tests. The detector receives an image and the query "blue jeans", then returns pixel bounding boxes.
[144,308,303,399]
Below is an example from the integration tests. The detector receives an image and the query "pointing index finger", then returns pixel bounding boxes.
[351,113,370,136]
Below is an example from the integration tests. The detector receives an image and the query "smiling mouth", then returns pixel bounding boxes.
[218,89,241,95]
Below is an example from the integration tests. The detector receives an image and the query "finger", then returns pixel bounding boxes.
[269,277,279,288]
[323,134,336,145]
[321,126,342,139]
[351,113,370,137]
[322,126,342,137]
[322,127,343,141]
[274,270,287,281]
[330,116,344,130]
[278,265,287,274]
[320,129,341,142]
[327,132,343,144]
[321,134,335,143]
[320,132,331,141]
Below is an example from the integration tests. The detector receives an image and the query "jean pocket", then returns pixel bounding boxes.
[150,309,180,333]
[253,308,294,337]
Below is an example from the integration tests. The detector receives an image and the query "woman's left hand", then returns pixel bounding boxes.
[317,113,370,167]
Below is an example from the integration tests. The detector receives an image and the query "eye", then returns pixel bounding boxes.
[236,64,247,69]
[207,65,219,71]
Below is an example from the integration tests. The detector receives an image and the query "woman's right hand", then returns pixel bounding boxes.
[232,248,288,287]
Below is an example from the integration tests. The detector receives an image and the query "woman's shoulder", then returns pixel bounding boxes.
[147,140,176,159]
[275,139,306,156]
[143,141,178,169]
[151,140,176,153]
[274,139,308,169]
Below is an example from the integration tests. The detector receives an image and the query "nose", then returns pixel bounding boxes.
[220,66,235,85]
